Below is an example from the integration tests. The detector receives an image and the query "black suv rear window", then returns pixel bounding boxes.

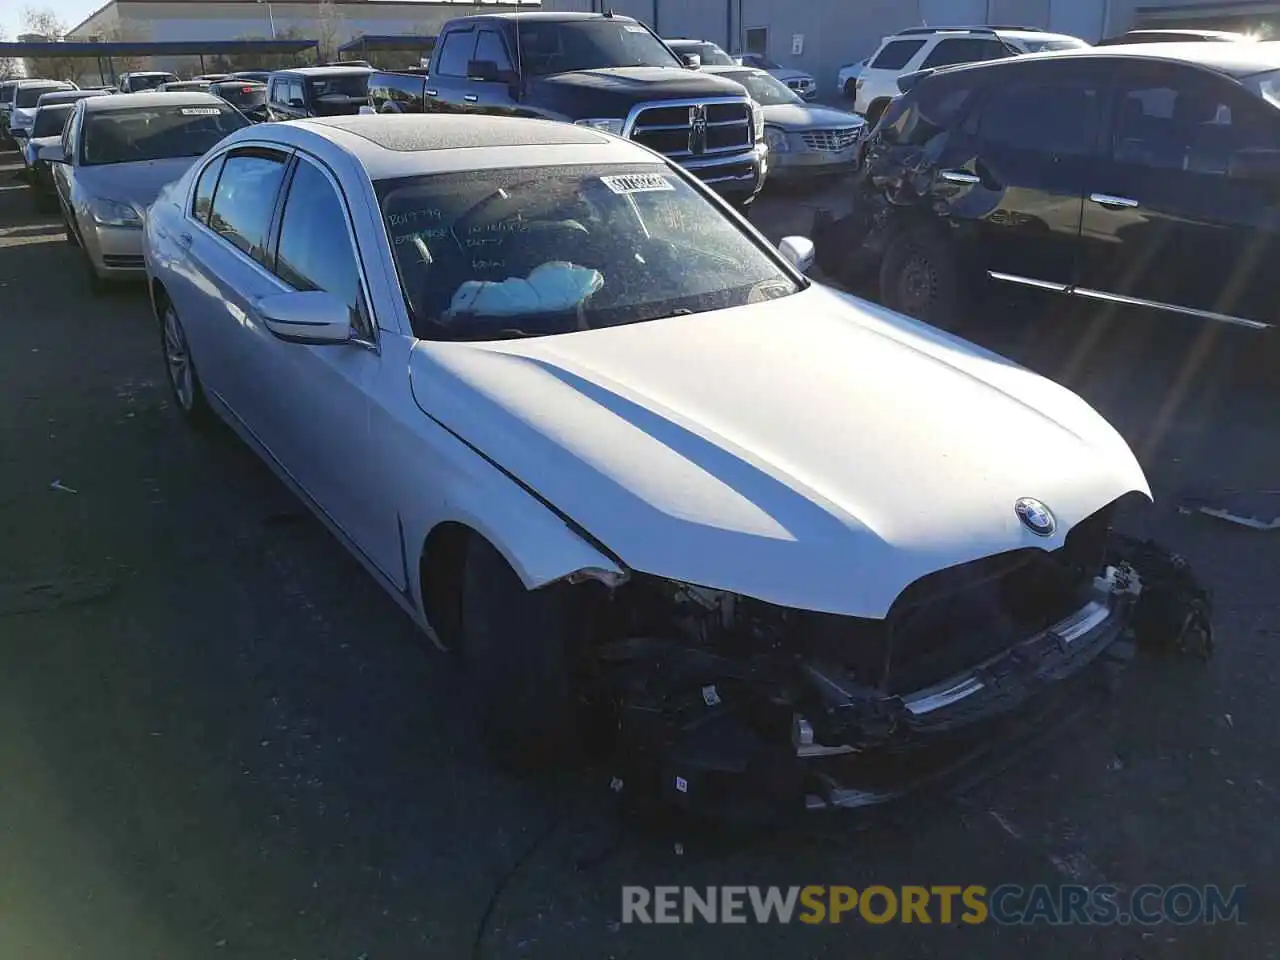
[871,39,926,71]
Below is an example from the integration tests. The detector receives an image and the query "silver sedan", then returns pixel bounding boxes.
[45,91,248,292]
[706,66,865,181]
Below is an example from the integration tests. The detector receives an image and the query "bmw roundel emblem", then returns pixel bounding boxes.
[1015,498,1056,537]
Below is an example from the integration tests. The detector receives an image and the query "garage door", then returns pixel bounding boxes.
[1049,0,1107,41]
[918,0,989,27]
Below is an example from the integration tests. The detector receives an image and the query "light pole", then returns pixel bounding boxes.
[256,0,277,39]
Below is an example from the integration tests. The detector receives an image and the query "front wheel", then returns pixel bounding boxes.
[161,300,214,428]
[460,534,584,771]
[879,225,962,330]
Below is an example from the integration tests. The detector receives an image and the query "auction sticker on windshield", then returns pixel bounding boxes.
[601,173,675,194]
[180,107,222,115]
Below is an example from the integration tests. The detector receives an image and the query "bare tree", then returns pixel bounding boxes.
[20,7,80,81]
[316,0,345,63]
[100,23,152,74]
[0,26,20,80]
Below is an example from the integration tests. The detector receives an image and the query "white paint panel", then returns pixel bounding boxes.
[918,0,990,27]
[1048,0,1107,41]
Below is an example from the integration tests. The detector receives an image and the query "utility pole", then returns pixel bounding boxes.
[256,0,277,39]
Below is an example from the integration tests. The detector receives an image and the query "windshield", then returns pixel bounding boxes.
[17,84,71,108]
[517,20,682,75]
[378,164,798,340]
[743,53,782,70]
[729,70,802,105]
[1019,38,1090,52]
[677,42,736,66]
[32,104,73,137]
[213,83,267,107]
[80,104,249,166]
[309,74,370,99]
[129,74,177,91]
[1248,69,1280,109]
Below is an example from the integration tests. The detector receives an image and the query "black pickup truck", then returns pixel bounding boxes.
[366,11,767,211]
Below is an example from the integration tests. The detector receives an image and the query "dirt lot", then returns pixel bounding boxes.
[2,150,1279,959]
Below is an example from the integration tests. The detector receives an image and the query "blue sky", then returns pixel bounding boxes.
[2,0,105,40]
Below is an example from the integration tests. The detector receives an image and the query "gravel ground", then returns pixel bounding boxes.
[1,151,1278,960]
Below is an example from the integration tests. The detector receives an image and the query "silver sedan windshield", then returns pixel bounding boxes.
[377,164,798,340]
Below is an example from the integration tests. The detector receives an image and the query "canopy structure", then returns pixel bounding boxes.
[0,39,320,84]
[338,34,437,59]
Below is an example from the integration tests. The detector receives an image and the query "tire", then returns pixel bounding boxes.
[865,99,888,130]
[843,78,858,100]
[878,224,962,330]
[460,534,583,771]
[63,211,79,246]
[83,249,107,295]
[160,298,214,429]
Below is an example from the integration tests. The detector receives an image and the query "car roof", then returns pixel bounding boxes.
[996,29,1084,42]
[270,65,374,77]
[15,78,73,87]
[234,114,661,181]
[125,71,176,78]
[38,90,106,103]
[930,41,1280,80]
[702,65,767,79]
[479,10,635,21]
[83,91,230,111]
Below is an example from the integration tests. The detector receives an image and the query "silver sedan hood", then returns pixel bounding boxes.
[408,285,1150,618]
[763,102,864,130]
[72,156,200,211]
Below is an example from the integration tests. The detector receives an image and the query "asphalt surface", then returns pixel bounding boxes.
[2,150,1279,960]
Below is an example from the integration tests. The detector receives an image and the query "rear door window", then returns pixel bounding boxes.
[920,37,1010,69]
[206,149,289,263]
[977,76,1102,156]
[871,39,927,71]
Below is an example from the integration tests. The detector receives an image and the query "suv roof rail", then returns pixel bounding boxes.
[897,24,1044,36]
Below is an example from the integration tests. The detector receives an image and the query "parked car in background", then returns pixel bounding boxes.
[44,91,250,292]
[836,58,868,99]
[664,38,737,67]
[0,80,21,145]
[159,80,213,93]
[266,65,373,120]
[230,70,273,84]
[12,87,98,154]
[854,25,1089,125]
[209,79,269,122]
[194,73,232,82]
[118,71,180,93]
[366,11,767,214]
[704,65,864,180]
[21,90,112,207]
[1097,29,1255,46]
[737,51,817,100]
[6,80,78,143]
[142,111,1157,814]
[824,42,1280,332]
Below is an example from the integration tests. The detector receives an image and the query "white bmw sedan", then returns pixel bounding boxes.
[144,115,1153,813]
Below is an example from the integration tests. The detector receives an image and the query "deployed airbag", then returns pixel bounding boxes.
[449,261,603,318]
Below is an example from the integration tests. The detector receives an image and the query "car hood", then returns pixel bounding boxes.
[769,68,814,83]
[408,284,1149,618]
[25,134,59,162]
[73,156,200,210]
[11,106,36,126]
[762,102,864,129]
[538,66,749,99]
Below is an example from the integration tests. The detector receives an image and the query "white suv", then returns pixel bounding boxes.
[853,25,1088,125]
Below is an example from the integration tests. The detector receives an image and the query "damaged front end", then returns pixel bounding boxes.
[586,503,1212,822]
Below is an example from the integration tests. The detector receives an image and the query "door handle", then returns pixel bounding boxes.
[463,94,479,103]
[1090,193,1139,209]
[940,169,981,184]
[425,88,438,97]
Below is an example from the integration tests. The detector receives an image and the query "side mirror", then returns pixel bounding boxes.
[467,59,501,82]
[288,97,306,109]
[1228,147,1280,186]
[37,143,65,164]
[681,53,702,69]
[256,291,353,344]
[778,235,815,274]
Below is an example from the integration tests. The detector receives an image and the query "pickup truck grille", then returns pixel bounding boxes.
[627,99,752,160]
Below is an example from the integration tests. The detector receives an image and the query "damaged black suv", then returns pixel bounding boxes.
[820,43,1280,332]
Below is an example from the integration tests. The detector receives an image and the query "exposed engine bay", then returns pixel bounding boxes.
[574,502,1213,823]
